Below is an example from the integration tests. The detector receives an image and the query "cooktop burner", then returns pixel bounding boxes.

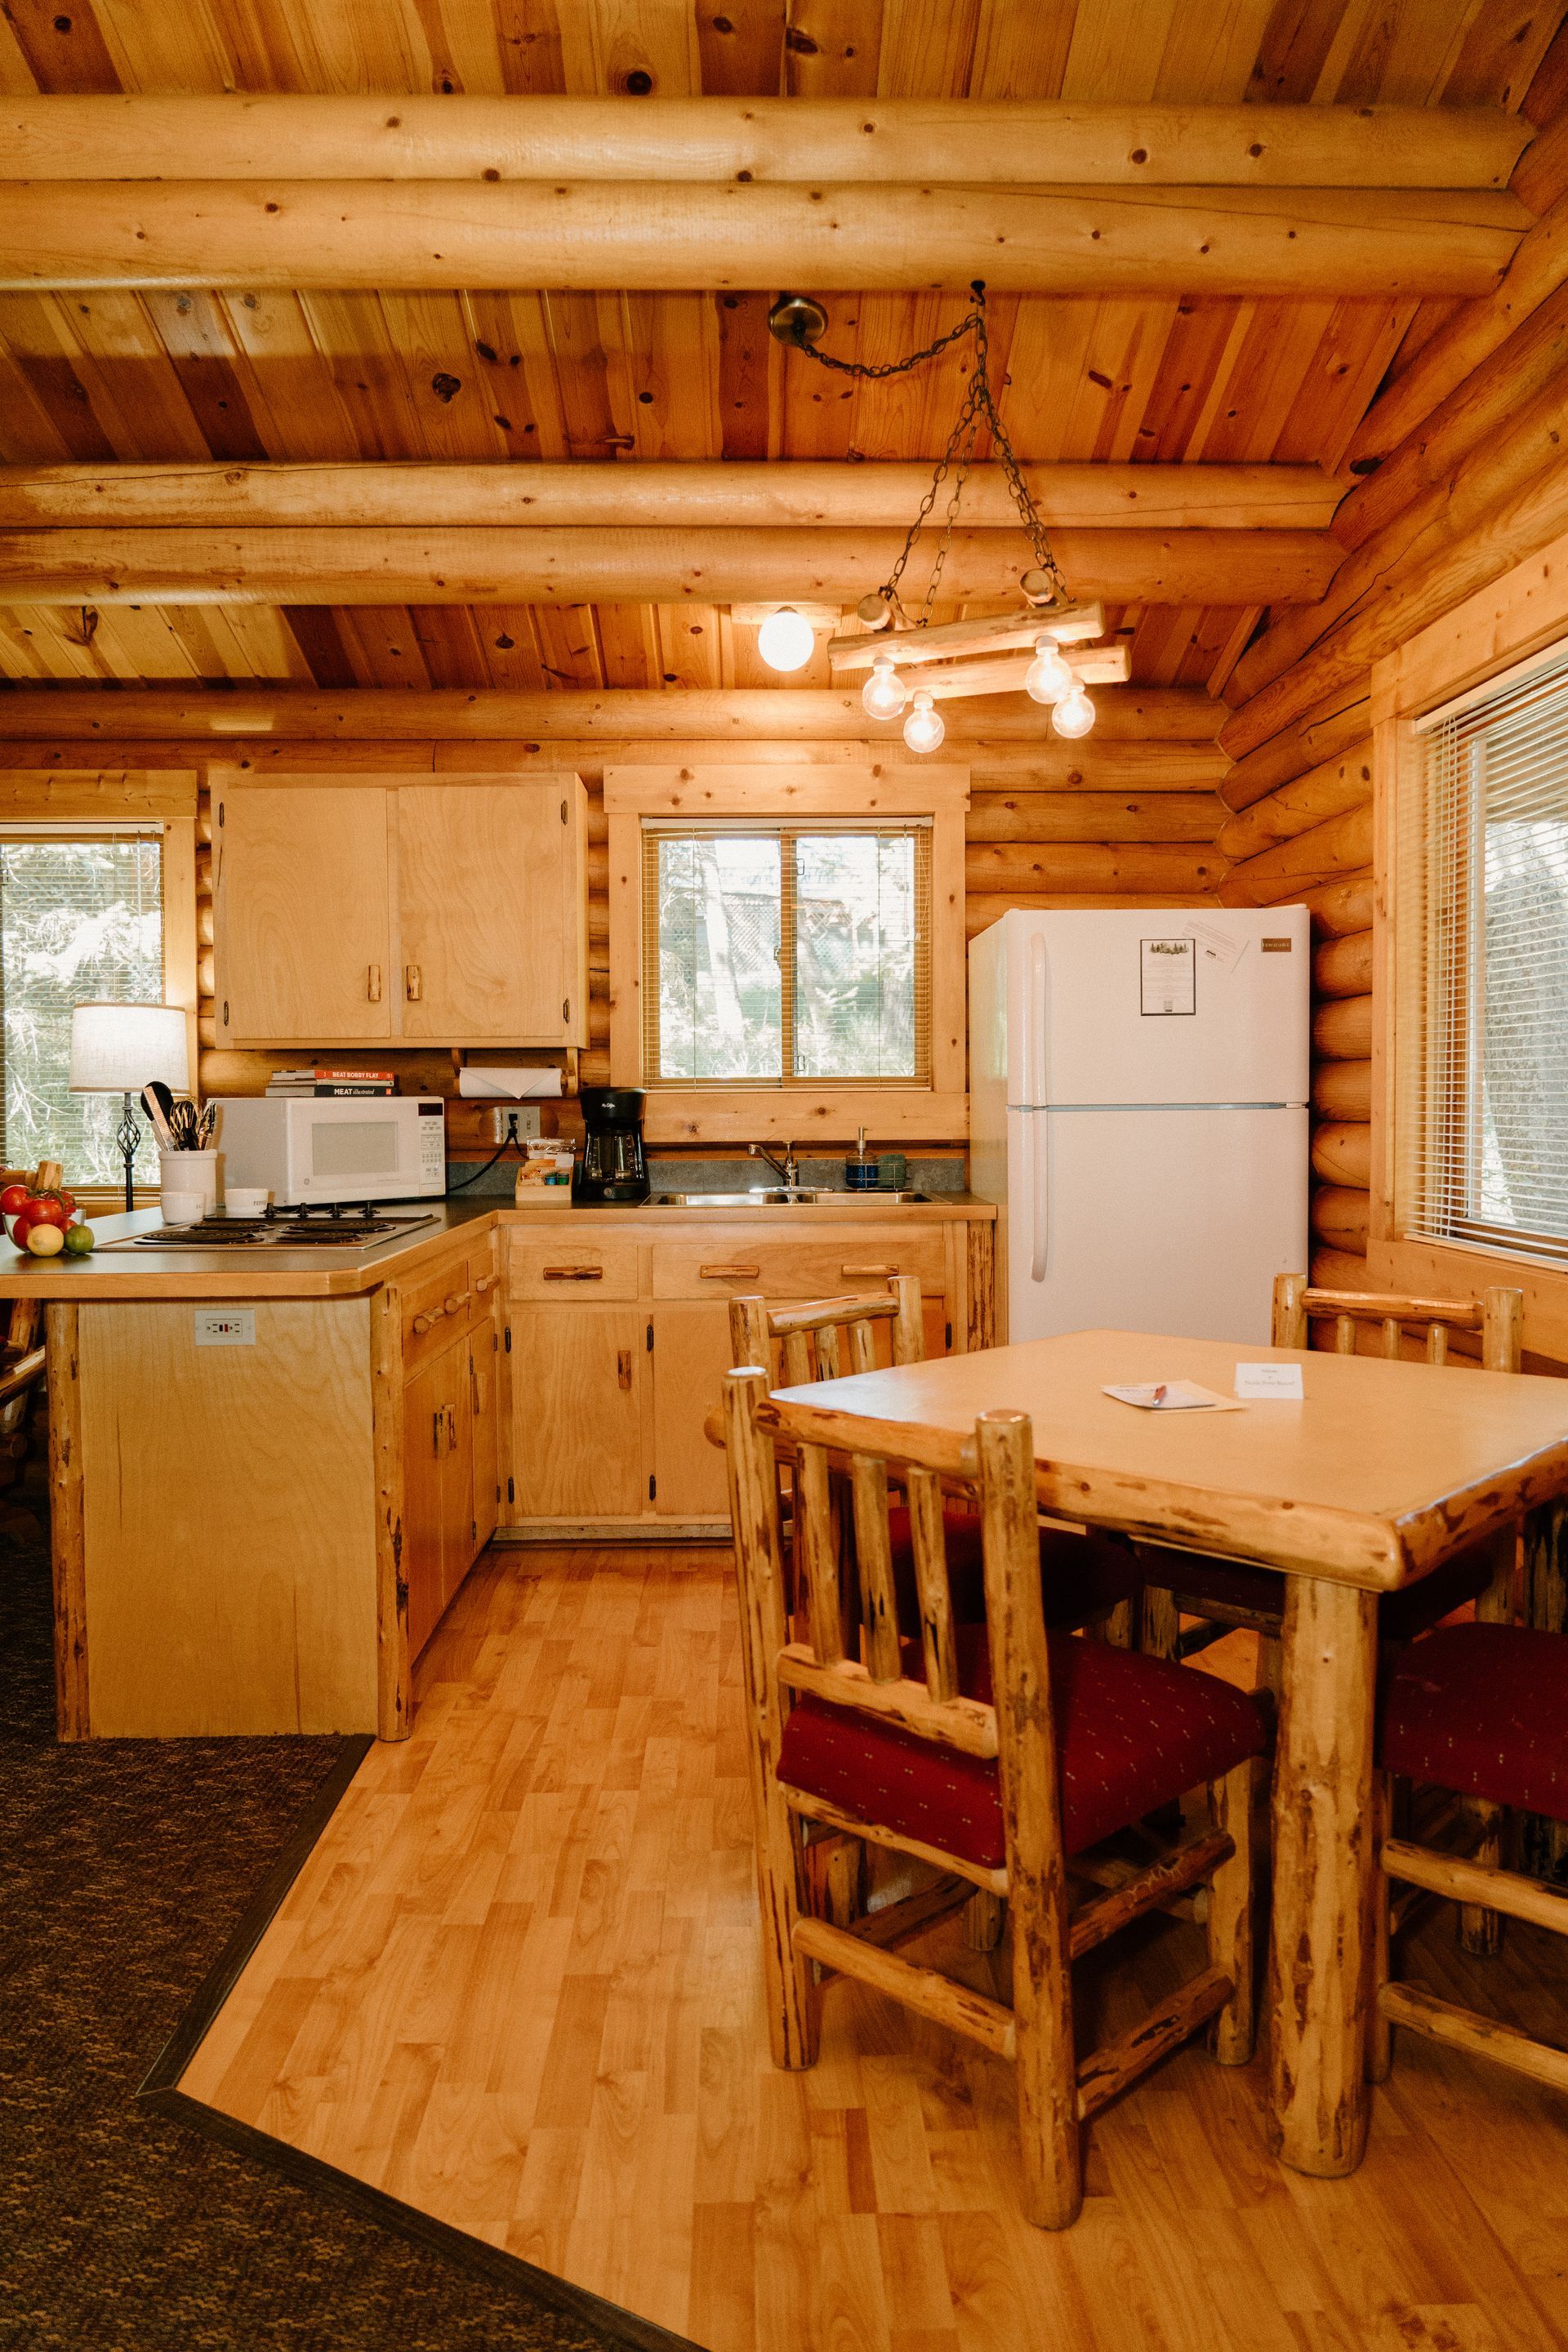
[121,1202,439,1250]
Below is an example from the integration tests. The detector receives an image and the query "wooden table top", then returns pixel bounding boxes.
[768,1327,1568,1590]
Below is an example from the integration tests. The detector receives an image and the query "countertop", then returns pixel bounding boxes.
[0,1192,994,1302]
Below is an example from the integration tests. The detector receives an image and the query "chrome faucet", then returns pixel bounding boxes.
[749,1140,800,1188]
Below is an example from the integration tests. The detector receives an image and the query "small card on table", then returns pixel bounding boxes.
[1234,1361,1305,1401]
[1103,1380,1245,1413]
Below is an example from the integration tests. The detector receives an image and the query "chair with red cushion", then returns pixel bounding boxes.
[721,1365,1268,2232]
[1370,1624,1568,2090]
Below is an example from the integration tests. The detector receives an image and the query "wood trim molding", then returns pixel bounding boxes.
[605,765,968,1134]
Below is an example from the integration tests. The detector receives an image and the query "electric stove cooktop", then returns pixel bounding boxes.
[118,1202,441,1250]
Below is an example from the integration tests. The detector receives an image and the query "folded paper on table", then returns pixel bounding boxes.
[1103,1381,1246,1413]
[1235,1361,1305,1401]
[457,1067,564,1099]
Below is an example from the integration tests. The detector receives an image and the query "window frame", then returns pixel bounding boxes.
[1373,544,1568,1358]
[604,765,969,1144]
[0,773,197,1208]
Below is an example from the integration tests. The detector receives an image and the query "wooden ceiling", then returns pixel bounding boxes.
[0,0,1563,705]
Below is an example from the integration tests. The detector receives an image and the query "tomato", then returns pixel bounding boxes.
[0,1183,29,1217]
[24,1223,65,1257]
[9,1206,37,1246]
[62,1223,95,1257]
[25,1196,69,1229]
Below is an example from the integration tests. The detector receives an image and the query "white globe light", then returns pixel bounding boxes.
[1025,640,1074,706]
[1051,686,1097,740]
[902,689,946,755]
[862,653,908,719]
[755,606,817,673]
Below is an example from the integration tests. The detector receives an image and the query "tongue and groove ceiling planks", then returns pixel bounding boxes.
[0,0,1563,701]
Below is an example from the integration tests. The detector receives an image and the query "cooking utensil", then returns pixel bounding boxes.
[140,1083,176,1152]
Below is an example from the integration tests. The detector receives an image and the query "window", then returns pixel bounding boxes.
[0,828,165,1186]
[642,822,931,1088]
[1398,644,1568,1266]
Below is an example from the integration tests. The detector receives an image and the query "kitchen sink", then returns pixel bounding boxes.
[646,1189,933,1207]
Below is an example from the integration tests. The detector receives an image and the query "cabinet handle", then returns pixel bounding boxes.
[405,963,422,1001]
[842,1263,898,1277]
[432,1410,443,1457]
[367,963,382,1003]
[444,1290,471,1316]
[699,1263,761,1280]
[474,1274,494,1294]
[617,1348,633,1392]
[412,1307,443,1335]
[447,1405,459,1454]
[543,1266,603,1281]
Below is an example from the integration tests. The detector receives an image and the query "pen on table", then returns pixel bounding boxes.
[1152,1383,1167,1404]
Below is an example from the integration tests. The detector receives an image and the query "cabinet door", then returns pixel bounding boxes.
[650,1304,734,1519]
[216,786,393,1043]
[397,782,585,1045]
[403,1343,453,1658]
[469,1323,499,1552]
[509,1305,646,1519]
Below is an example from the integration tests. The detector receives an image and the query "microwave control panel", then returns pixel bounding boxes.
[417,1099,446,1191]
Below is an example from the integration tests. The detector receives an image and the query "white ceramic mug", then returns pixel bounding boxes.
[159,1147,220,1211]
[161,1192,207,1227]
[225,1187,270,1217]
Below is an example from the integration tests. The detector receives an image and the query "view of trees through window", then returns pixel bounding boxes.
[650,828,924,1085]
[0,838,163,1185]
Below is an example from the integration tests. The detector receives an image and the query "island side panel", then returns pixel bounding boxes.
[78,1298,380,1736]
[47,1302,89,1740]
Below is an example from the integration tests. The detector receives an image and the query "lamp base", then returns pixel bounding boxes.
[115,1090,140,1214]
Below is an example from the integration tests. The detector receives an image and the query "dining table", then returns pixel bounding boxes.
[768,1323,1568,2179]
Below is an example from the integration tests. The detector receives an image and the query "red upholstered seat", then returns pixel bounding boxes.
[777,1625,1267,1869]
[888,1507,1143,1633]
[1380,1624,1568,1824]
[1147,1537,1495,1644]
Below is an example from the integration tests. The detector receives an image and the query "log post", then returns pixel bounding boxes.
[47,1302,88,1740]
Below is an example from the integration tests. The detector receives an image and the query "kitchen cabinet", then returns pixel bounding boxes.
[502,1209,992,1537]
[215,773,588,1050]
[403,1326,472,1659]
[470,1326,499,1553]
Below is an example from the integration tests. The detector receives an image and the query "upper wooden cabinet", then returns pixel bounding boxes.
[215,774,588,1049]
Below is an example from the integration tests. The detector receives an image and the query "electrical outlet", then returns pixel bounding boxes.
[489,1103,541,1143]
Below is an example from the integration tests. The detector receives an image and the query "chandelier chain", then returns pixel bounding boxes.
[782,282,1068,612]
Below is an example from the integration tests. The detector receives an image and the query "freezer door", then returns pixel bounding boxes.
[1006,1103,1309,1346]
[1001,905,1310,1107]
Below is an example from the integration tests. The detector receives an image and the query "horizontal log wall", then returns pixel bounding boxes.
[2,730,1227,1155]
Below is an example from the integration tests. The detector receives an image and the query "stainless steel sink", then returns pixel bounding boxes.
[646,1189,933,1207]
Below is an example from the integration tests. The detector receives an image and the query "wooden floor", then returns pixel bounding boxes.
[181,1547,1568,2352]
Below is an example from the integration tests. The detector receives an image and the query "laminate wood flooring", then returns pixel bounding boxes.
[180,1548,1568,2352]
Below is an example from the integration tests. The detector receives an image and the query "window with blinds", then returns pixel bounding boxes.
[1399,643,1568,1266]
[641,822,932,1088]
[0,828,164,1183]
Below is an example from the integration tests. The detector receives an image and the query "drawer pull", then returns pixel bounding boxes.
[842,1263,898,1277]
[412,1307,444,1334]
[474,1273,494,1294]
[700,1263,761,1280]
[444,1290,471,1315]
[543,1265,604,1281]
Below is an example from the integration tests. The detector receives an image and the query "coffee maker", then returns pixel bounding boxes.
[575,1086,648,1205]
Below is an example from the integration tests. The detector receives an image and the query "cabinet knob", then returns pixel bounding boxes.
[444,1290,471,1316]
[367,963,382,1003]
[474,1274,493,1294]
[412,1310,437,1334]
[405,963,422,1002]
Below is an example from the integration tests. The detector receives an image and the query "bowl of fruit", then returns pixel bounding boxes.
[1,1182,95,1258]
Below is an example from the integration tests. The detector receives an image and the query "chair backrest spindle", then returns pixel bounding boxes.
[1271,1272,1524,1374]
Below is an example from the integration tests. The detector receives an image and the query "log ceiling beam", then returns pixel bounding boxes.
[0,687,1224,745]
[0,182,1526,299]
[0,525,1340,606]
[0,461,1339,533]
[0,97,1531,189]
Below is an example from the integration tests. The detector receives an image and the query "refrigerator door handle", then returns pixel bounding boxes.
[1026,932,1049,1107]
[1030,1111,1049,1282]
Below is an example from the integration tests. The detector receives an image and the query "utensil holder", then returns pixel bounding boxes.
[159,1148,220,1212]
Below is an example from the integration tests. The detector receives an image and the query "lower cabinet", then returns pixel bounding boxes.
[508,1303,648,1519]
[403,1326,477,1659]
[649,1303,735,1518]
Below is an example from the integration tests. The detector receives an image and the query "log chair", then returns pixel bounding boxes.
[1136,1270,1525,1956]
[1370,1624,1568,2096]
[721,1366,1268,2230]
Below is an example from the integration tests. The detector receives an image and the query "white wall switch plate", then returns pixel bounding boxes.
[194,1307,256,1347]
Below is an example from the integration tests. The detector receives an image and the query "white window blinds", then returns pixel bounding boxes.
[1401,644,1568,1266]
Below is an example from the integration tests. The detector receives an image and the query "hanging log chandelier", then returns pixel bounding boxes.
[764,280,1129,751]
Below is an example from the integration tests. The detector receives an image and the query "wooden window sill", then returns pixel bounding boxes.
[1369,1236,1568,1369]
[641,1089,969,1145]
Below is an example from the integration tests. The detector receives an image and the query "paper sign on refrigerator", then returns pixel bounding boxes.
[1140,936,1196,1016]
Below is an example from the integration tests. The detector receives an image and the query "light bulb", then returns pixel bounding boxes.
[861,653,908,719]
[1051,686,1096,739]
[1024,639,1073,706]
[902,689,945,755]
[755,606,816,673]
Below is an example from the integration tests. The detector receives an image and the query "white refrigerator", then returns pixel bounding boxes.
[969,906,1310,1345]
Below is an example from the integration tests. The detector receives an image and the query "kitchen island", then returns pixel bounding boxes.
[0,1192,994,1743]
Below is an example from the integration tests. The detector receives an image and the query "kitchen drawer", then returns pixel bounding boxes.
[649,1226,947,1303]
[507,1232,641,1301]
[402,1248,488,1372]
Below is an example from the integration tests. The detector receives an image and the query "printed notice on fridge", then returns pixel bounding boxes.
[1140,935,1196,1016]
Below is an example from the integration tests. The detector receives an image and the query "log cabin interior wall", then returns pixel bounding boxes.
[2,3,1568,1186]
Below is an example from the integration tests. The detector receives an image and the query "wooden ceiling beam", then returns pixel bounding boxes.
[0,97,1530,190]
[0,687,1223,745]
[0,461,1339,533]
[0,526,1339,606]
[0,182,1525,299]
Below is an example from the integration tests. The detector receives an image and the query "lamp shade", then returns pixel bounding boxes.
[69,1002,189,1095]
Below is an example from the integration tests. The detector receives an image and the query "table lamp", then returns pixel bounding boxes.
[69,1003,190,1212]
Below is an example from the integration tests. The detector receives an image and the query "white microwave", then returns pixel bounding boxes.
[213,1096,447,1205]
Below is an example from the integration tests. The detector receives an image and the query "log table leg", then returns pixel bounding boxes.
[1267,1574,1379,2177]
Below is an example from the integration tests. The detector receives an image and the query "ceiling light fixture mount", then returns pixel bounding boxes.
[768,281,1129,747]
